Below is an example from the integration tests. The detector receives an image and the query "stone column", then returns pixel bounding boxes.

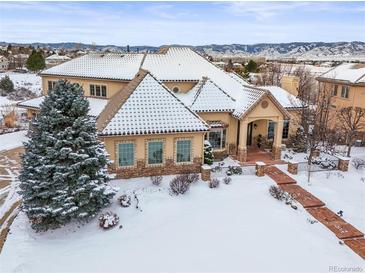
[272,120,284,160]
[288,161,298,175]
[256,161,266,177]
[337,156,350,172]
[237,121,248,163]
[201,165,211,181]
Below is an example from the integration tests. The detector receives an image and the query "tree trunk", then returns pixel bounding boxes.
[347,134,352,157]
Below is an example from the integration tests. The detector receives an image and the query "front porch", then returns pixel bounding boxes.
[243,147,286,165]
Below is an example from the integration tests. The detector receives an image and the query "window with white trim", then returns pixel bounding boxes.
[90,84,107,98]
[207,129,226,150]
[341,85,349,98]
[118,142,135,167]
[268,121,275,140]
[148,141,164,165]
[48,81,56,91]
[176,140,192,163]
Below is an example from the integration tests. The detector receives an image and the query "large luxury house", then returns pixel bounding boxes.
[18,47,302,178]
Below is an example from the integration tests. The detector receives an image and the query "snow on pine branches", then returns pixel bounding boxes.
[19,80,116,231]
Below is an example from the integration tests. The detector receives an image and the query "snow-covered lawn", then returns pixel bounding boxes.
[0,131,27,152]
[278,147,365,233]
[1,174,363,272]
[0,72,42,96]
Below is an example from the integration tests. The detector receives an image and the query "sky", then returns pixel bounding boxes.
[0,1,364,46]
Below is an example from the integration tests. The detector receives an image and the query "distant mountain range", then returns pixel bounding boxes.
[1,41,364,59]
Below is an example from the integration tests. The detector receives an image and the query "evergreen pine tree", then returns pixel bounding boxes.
[242,70,250,81]
[19,80,116,231]
[26,50,45,72]
[204,140,214,165]
[290,127,307,153]
[0,75,14,95]
[245,60,258,73]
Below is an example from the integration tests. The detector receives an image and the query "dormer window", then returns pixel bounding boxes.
[172,86,180,93]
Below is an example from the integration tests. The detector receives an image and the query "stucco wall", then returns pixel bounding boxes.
[163,81,198,93]
[100,132,205,169]
[41,76,129,98]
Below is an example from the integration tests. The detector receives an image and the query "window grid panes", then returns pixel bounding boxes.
[176,140,191,163]
[148,141,163,165]
[90,84,107,98]
[208,129,226,150]
[48,81,56,91]
[282,120,290,139]
[268,121,275,140]
[118,143,134,167]
[332,85,338,96]
[341,86,349,98]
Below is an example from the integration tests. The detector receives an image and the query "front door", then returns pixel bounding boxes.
[247,122,253,146]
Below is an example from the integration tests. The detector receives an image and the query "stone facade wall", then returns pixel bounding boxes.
[115,157,202,179]
[213,149,228,161]
[237,147,247,162]
[338,158,349,172]
[288,162,298,175]
[272,146,281,160]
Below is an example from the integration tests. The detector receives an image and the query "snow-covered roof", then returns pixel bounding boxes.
[45,54,71,61]
[142,47,265,118]
[100,71,209,136]
[41,53,144,80]
[261,86,303,109]
[176,78,236,112]
[317,63,365,84]
[17,96,108,117]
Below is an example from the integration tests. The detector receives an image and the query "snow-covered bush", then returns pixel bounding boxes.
[118,194,131,208]
[204,140,214,165]
[223,177,232,185]
[226,166,242,176]
[289,127,307,153]
[19,80,116,231]
[99,212,119,229]
[352,158,365,170]
[150,175,163,186]
[7,87,37,101]
[169,175,190,195]
[209,178,220,188]
[269,185,285,201]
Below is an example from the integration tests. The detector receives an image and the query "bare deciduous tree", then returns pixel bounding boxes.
[337,107,365,157]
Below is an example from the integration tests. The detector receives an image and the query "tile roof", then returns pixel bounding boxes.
[41,53,144,80]
[142,47,265,118]
[176,77,236,112]
[100,71,209,136]
[17,96,108,117]
[317,63,365,84]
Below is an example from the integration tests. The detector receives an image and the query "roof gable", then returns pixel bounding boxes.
[190,78,235,112]
[100,71,208,136]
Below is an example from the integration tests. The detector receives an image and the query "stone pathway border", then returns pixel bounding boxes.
[265,165,365,260]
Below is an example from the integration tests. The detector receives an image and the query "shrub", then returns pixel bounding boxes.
[209,178,220,188]
[150,175,163,186]
[99,212,119,229]
[118,194,131,208]
[181,173,199,184]
[226,166,242,176]
[352,157,365,170]
[223,177,232,185]
[269,185,285,200]
[204,140,214,165]
[170,175,190,195]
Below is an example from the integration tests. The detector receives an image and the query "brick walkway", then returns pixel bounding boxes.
[265,165,365,260]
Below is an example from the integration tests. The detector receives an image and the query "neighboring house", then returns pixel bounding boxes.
[0,56,9,71]
[9,54,29,70]
[45,54,71,68]
[316,63,365,131]
[18,47,303,178]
